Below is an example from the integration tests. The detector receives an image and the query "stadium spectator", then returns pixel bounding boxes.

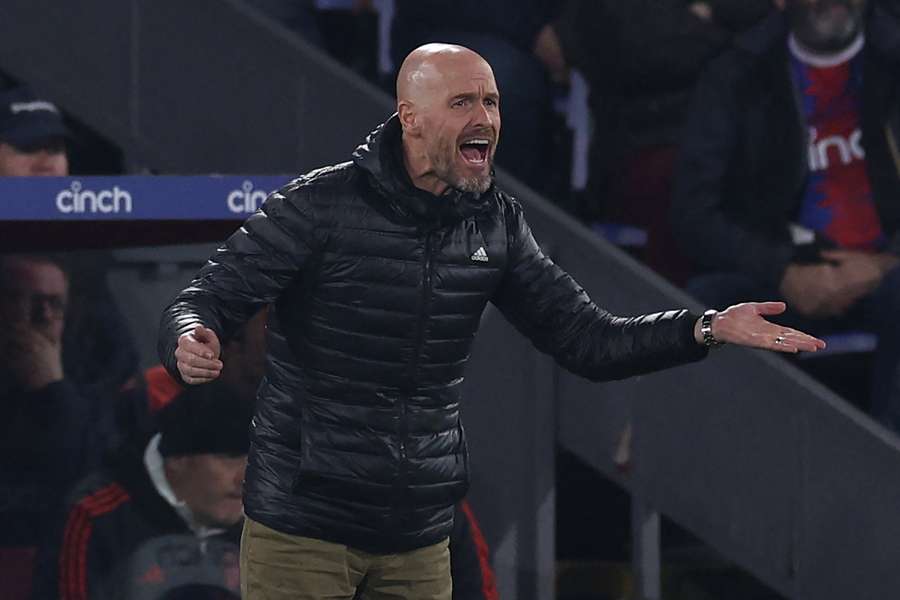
[0,86,69,176]
[0,84,139,402]
[390,0,560,194]
[542,0,771,282]
[672,0,900,427]
[0,254,108,600]
[32,381,252,600]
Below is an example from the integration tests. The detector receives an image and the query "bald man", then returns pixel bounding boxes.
[159,44,824,600]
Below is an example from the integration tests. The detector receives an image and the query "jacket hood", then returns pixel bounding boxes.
[351,114,493,226]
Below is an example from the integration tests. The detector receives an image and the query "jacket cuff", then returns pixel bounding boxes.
[681,310,710,361]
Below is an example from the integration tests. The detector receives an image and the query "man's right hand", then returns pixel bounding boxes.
[175,325,223,385]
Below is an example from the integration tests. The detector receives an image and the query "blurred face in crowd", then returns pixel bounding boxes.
[167,453,247,528]
[0,256,68,343]
[784,0,867,53]
[0,138,68,176]
[397,44,501,196]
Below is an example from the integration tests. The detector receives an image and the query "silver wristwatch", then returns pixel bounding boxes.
[700,309,723,347]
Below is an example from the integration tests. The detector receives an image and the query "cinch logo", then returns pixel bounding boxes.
[56,181,133,214]
[227,180,269,213]
[808,127,865,172]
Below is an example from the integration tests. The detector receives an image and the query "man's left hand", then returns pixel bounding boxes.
[694,302,826,353]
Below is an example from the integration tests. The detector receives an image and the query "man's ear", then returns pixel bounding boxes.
[398,101,419,136]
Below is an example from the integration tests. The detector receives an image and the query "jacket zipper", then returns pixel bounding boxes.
[396,230,435,508]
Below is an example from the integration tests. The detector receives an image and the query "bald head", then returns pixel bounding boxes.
[396,44,494,108]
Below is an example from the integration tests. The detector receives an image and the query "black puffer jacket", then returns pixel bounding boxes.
[159,115,706,553]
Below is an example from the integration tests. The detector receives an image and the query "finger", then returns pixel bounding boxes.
[181,373,217,386]
[769,330,826,353]
[178,336,220,361]
[174,346,224,370]
[754,301,787,316]
[192,325,219,346]
[177,361,222,379]
[782,329,827,349]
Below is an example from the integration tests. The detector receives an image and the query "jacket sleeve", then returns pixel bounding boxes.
[451,501,499,600]
[670,55,794,288]
[31,484,124,600]
[491,201,707,383]
[157,184,320,384]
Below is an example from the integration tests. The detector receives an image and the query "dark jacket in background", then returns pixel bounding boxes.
[391,0,556,62]
[0,379,105,600]
[554,0,770,151]
[158,115,706,554]
[671,6,900,288]
[31,443,243,600]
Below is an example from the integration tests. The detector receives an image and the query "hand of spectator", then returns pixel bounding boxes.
[779,263,847,318]
[694,302,826,353]
[821,250,897,308]
[689,2,714,21]
[175,325,223,385]
[533,24,569,84]
[3,323,64,391]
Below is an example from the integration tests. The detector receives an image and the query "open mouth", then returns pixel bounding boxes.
[459,138,491,166]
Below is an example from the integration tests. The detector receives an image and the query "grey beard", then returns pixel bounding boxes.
[454,174,492,195]
[431,152,493,195]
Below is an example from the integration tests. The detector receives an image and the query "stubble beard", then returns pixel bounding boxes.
[429,138,493,195]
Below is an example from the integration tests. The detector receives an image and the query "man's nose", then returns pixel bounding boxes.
[31,297,63,324]
[472,102,494,129]
[31,151,66,176]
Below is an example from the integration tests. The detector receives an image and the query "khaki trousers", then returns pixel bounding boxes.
[240,517,452,600]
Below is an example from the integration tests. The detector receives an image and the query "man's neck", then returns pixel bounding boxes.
[788,32,865,68]
[401,135,449,196]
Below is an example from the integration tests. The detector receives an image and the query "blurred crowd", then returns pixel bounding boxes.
[2,0,900,598]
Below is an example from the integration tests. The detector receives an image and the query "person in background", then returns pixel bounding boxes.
[32,381,252,600]
[0,84,139,404]
[0,86,68,176]
[535,0,771,283]
[0,254,106,600]
[671,0,900,427]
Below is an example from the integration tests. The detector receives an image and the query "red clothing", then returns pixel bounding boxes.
[790,35,884,251]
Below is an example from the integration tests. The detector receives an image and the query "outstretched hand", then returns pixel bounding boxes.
[695,302,826,354]
[175,324,224,384]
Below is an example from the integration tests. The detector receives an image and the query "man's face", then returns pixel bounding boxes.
[172,453,247,528]
[418,57,501,195]
[0,257,68,343]
[786,0,867,52]
[0,139,68,176]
